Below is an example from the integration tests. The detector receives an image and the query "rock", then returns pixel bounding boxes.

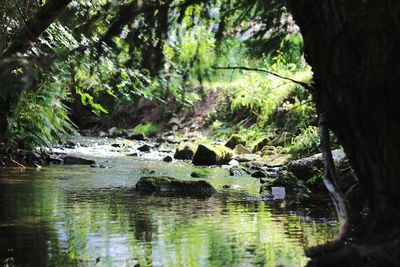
[192,144,233,166]
[233,153,260,162]
[251,170,267,178]
[252,133,291,152]
[174,143,197,160]
[138,144,151,152]
[163,155,173,162]
[260,170,300,192]
[48,154,63,164]
[229,166,242,177]
[255,152,292,167]
[135,176,217,196]
[252,137,272,153]
[288,149,346,180]
[63,141,79,149]
[225,134,247,149]
[168,117,183,128]
[90,163,109,168]
[233,144,252,155]
[126,132,145,141]
[190,169,210,178]
[108,127,124,137]
[63,156,95,165]
[260,146,278,156]
[111,143,121,148]
[268,132,291,147]
[99,131,108,137]
[127,152,138,157]
[228,159,240,166]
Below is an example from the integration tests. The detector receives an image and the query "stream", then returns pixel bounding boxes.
[0,137,338,266]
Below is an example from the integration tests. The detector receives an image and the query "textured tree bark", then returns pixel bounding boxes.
[287,0,400,265]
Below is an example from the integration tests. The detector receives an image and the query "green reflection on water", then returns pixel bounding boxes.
[0,159,337,267]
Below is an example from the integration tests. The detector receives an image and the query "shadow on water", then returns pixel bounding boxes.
[0,154,338,266]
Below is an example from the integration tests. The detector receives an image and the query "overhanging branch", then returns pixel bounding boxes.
[212,65,313,90]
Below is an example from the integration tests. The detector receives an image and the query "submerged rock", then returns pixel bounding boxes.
[63,156,95,165]
[229,166,243,177]
[192,144,233,165]
[174,143,197,160]
[225,134,247,149]
[190,169,210,178]
[90,163,109,169]
[163,155,173,162]
[251,170,267,178]
[135,176,217,196]
[138,144,151,152]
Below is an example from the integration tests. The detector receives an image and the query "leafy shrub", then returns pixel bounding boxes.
[133,123,160,138]
[288,126,320,159]
[9,78,76,149]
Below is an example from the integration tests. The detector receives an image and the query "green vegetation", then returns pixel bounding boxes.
[0,0,318,158]
[133,123,160,138]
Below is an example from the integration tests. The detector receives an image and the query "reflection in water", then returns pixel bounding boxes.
[0,159,337,267]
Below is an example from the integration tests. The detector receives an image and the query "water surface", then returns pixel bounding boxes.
[0,140,337,266]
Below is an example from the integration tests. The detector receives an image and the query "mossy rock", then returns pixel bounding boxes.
[252,133,291,153]
[135,176,217,196]
[192,144,233,166]
[287,149,346,180]
[174,142,197,160]
[256,153,292,167]
[191,168,210,178]
[260,171,301,192]
[225,134,247,149]
[63,156,95,165]
[268,132,292,147]
[233,144,252,155]
[252,137,272,153]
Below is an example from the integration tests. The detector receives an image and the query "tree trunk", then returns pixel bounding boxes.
[287,0,400,265]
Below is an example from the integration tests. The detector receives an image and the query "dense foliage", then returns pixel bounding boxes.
[0,0,316,156]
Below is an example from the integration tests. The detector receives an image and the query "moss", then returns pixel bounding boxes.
[191,168,210,177]
[174,142,197,160]
[192,144,233,165]
[225,134,247,149]
[135,176,217,196]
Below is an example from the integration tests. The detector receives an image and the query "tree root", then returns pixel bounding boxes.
[306,114,350,257]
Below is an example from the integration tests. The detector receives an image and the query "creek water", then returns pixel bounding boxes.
[0,138,337,266]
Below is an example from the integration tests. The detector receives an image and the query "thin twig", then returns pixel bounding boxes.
[212,65,313,90]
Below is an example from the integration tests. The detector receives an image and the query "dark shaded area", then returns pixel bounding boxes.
[287,0,400,265]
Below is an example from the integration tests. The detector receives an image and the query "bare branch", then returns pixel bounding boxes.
[212,65,313,90]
